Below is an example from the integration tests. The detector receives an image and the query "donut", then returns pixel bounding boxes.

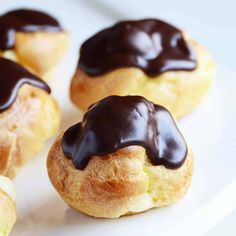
[0,9,69,79]
[0,58,60,178]
[47,96,193,218]
[0,176,16,235]
[70,19,214,118]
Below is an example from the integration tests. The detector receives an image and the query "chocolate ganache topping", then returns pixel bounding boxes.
[0,9,62,50]
[0,58,51,112]
[62,96,187,170]
[79,19,197,77]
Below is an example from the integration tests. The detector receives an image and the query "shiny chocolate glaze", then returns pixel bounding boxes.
[0,58,50,112]
[0,9,62,50]
[79,19,196,77]
[62,96,187,170]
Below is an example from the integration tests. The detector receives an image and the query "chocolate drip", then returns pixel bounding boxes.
[0,9,62,50]
[62,96,187,170]
[0,58,50,112]
[79,19,197,77]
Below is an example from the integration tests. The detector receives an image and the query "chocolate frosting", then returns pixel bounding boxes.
[0,58,51,112]
[62,96,187,170]
[79,19,197,77]
[0,9,62,50]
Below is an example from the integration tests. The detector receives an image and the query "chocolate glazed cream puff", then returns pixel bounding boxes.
[47,96,193,218]
[0,9,69,79]
[0,58,60,178]
[70,19,214,118]
[0,176,16,235]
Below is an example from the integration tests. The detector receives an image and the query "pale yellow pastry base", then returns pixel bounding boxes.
[0,31,68,81]
[70,33,214,119]
[47,134,193,218]
[0,176,16,236]
[0,85,61,178]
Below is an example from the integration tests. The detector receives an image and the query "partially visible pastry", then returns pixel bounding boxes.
[70,19,214,118]
[0,175,16,236]
[0,9,69,79]
[47,96,193,218]
[0,58,60,178]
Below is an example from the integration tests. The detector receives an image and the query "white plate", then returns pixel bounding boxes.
[1,1,236,235]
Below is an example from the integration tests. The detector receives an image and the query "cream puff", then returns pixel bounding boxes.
[70,19,214,118]
[0,58,60,178]
[0,175,16,236]
[47,95,193,218]
[0,9,68,79]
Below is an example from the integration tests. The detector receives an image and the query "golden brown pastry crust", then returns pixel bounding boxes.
[0,176,16,235]
[0,31,68,79]
[0,84,60,178]
[47,133,193,218]
[70,33,214,118]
